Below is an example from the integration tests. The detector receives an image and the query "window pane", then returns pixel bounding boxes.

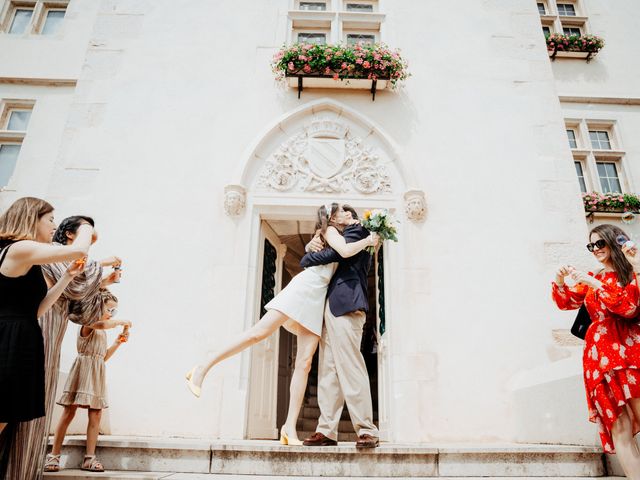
[537,3,546,14]
[347,34,375,46]
[597,162,621,193]
[297,33,326,44]
[574,161,587,192]
[566,129,577,148]
[590,131,600,149]
[7,111,31,131]
[41,9,65,35]
[542,26,551,36]
[299,2,326,10]
[346,3,374,12]
[558,4,576,15]
[9,9,33,34]
[598,131,611,149]
[563,27,581,37]
[0,145,21,188]
[596,162,607,177]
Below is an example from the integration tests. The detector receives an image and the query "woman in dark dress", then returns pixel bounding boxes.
[0,197,94,475]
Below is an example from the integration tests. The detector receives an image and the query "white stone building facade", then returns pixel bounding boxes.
[0,0,639,446]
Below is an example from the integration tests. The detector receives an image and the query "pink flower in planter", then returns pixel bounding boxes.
[298,55,308,61]
[333,73,340,80]
[303,64,312,73]
[356,58,364,64]
[326,55,332,61]
[363,61,371,68]
[341,62,348,69]
[288,62,295,71]
[325,67,331,75]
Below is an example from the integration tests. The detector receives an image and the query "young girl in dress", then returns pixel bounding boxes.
[552,224,640,480]
[45,290,131,473]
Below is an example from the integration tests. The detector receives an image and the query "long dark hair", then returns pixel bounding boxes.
[53,215,95,245]
[315,203,340,236]
[590,224,634,286]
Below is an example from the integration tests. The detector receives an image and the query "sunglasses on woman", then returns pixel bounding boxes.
[586,240,607,252]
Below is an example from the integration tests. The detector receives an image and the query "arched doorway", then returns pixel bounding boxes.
[225,99,421,442]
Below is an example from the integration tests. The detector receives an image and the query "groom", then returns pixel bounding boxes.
[299,205,380,448]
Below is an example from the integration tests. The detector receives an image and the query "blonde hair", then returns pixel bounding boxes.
[0,197,54,244]
[100,289,118,305]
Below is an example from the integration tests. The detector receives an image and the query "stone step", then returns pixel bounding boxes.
[48,436,606,477]
[44,474,624,480]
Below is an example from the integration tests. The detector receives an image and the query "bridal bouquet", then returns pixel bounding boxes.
[362,209,398,255]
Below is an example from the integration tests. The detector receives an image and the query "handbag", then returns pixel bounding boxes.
[570,304,591,340]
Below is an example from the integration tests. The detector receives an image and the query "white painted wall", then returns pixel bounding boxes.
[0,0,638,446]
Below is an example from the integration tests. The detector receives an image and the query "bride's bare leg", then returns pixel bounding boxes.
[0,423,6,434]
[281,328,320,440]
[192,310,288,387]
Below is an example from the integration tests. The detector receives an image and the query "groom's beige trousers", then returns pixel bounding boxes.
[316,299,379,441]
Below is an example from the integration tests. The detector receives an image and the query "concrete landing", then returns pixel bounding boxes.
[46,436,607,477]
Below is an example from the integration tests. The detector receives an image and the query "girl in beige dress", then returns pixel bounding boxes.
[45,290,131,473]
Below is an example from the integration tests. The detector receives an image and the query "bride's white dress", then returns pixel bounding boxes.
[264,262,337,337]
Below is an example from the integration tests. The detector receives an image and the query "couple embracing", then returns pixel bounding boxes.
[186,203,380,448]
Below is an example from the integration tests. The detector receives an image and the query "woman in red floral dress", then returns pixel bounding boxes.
[552,224,640,479]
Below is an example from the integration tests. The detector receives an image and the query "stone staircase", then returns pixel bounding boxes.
[42,435,620,479]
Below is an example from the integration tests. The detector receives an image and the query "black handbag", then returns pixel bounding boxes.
[570,304,591,340]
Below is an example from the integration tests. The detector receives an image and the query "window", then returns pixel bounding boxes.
[0,144,21,188]
[537,3,546,14]
[298,1,327,11]
[297,32,326,44]
[597,162,622,193]
[8,8,33,34]
[566,129,577,148]
[574,161,587,193]
[346,3,374,12]
[563,26,581,36]
[41,8,65,34]
[542,26,551,36]
[557,3,576,16]
[6,110,31,131]
[346,33,375,46]
[590,130,611,150]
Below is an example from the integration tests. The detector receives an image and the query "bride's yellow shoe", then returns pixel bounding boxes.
[280,427,303,446]
[185,367,201,398]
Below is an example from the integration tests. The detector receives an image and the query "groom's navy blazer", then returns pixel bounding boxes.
[299,223,372,318]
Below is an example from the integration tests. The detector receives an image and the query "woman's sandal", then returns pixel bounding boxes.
[43,453,61,472]
[81,455,105,472]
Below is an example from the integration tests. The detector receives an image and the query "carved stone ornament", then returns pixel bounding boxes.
[404,189,426,222]
[224,184,246,217]
[256,119,392,194]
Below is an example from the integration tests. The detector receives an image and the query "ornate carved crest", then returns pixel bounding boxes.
[256,119,392,194]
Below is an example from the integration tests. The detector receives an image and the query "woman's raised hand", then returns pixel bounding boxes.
[65,258,86,278]
[369,232,380,248]
[100,256,122,267]
[555,265,574,286]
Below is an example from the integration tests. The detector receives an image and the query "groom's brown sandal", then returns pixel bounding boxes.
[303,432,338,446]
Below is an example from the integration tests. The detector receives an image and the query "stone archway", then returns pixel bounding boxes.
[224,98,425,442]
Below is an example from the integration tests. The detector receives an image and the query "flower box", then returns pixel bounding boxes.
[272,42,409,100]
[582,192,640,213]
[546,33,604,62]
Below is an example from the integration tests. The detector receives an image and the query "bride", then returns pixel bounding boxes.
[185,203,378,445]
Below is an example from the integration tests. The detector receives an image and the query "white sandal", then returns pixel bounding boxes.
[81,455,105,472]
[43,453,61,472]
